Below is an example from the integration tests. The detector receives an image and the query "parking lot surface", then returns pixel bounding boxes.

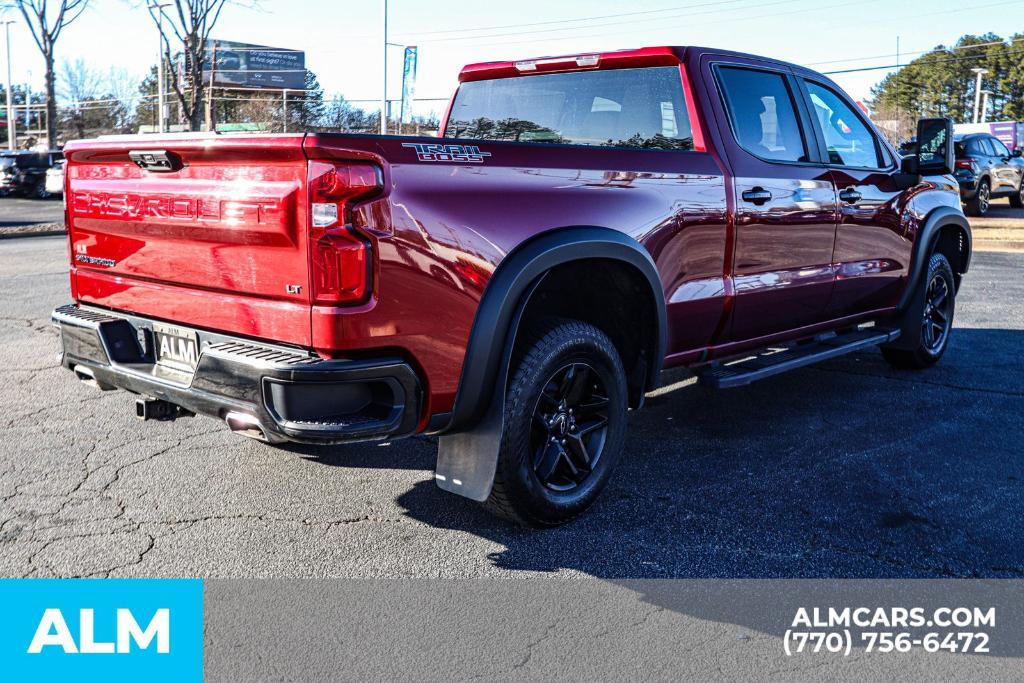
[1,236,1022,579]
[0,197,64,230]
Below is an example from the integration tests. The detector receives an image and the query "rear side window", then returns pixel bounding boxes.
[716,67,807,163]
[446,66,693,150]
[805,81,882,168]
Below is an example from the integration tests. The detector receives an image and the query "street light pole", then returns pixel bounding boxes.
[980,90,993,124]
[149,2,171,133]
[971,68,988,124]
[380,0,388,135]
[3,20,15,151]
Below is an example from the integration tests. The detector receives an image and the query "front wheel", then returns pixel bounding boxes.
[484,319,628,526]
[881,253,956,369]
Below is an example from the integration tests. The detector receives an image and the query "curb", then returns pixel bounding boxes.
[0,226,66,240]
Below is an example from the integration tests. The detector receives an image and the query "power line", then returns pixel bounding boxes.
[394,0,773,41]
[808,36,1023,67]
[400,0,804,44]
[822,46,1024,75]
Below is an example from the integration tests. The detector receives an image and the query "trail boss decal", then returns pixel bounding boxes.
[402,143,492,163]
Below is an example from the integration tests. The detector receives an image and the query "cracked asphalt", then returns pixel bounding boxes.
[1,235,1022,579]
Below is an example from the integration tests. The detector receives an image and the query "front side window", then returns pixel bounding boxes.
[446,66,693,150]
[717,67,807,163]
[805,81,882,168]
[990,137,1011,157]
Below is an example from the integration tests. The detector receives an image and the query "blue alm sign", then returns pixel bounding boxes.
[0,579,203,682]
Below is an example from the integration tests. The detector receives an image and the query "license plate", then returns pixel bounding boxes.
[153,323,200,372]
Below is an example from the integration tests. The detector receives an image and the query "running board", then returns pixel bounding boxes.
[698,327,900,389]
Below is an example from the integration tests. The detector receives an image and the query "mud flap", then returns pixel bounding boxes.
[435,387,505,502]
[434,275,546,501]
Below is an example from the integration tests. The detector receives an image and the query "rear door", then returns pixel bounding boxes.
[704,56,838,341]
[65,135,313,347]
[795,76,908,317]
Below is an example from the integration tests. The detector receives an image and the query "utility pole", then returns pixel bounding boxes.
[282,89,288,133]
[3,20,15,151]
[980,90,993,124]
[149,2,171,133]
[380,0,388,135]
[971,68,988,124]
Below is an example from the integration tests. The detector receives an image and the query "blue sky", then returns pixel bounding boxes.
[1,0,1019,117]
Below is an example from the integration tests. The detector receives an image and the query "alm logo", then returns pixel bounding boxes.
[28,608,171,654]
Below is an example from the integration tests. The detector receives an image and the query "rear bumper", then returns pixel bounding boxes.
[52,304,422,444]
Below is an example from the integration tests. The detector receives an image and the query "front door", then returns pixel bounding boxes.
[796,77,908,316]
[704,58,838,341]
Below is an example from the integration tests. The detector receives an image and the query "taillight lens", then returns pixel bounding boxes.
[955,158,975,171]
[308,161,382,305]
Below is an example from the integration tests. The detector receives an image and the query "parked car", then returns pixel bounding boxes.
[44,159,64,196]
[955,132,1024,215]
[0,150,63,199]
[53,46,970,526]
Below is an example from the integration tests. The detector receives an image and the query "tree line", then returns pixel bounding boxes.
[870,33,1024,138]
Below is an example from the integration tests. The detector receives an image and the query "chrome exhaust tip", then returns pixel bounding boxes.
[224,411,269,442]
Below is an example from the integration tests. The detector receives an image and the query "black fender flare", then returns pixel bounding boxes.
[896,205,971,313]
[439,226,668,435]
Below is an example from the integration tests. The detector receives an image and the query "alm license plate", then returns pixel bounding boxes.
[152,323,200,372]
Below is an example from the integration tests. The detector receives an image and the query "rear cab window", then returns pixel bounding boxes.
[446,66,694,150]
[715,66,808,163]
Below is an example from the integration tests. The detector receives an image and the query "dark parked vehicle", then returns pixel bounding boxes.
[955,132,1024,215]
[53,46,970,526]
[0,150,63,199]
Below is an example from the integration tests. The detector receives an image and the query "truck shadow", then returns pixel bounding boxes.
[387,327,1024,580]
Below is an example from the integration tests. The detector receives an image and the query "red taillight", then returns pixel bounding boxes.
[308,161,382,305]
[955,158,975,170]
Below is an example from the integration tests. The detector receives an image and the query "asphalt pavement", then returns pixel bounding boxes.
[0,236,1022,579]
[0,196,64,230]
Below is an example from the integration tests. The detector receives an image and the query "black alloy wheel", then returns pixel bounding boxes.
[530,362,610,492]
[921,270,952,354]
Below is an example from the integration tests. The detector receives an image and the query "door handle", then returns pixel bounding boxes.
[741,187,772,205]
[839,188,862,204]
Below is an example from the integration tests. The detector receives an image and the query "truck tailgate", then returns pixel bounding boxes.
[65,135,312,347]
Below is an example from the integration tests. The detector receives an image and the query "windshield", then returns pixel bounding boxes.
[446,66,693,150]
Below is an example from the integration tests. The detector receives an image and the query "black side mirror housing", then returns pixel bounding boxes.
[914,117,954,175]
[900,154,918,174]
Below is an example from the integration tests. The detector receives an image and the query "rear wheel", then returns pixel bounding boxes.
[484,319,628,526]
[965,178,990,216]
[881,253,956,369]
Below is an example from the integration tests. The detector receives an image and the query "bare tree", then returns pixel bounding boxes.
[11,0,90,148]
[145,0,245,131]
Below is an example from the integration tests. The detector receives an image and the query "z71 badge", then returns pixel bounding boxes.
[402,143,492,163]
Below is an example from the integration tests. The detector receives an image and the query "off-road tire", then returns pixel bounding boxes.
[881,253,956,369]
[483,318,628,526]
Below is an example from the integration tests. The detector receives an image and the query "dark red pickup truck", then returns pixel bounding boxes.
[53,46,970,525]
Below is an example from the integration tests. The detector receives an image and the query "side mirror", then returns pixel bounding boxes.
[1013,149,1022,158]
[914,117,954,175]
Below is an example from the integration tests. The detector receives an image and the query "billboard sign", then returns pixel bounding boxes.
[203,39,306,90]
